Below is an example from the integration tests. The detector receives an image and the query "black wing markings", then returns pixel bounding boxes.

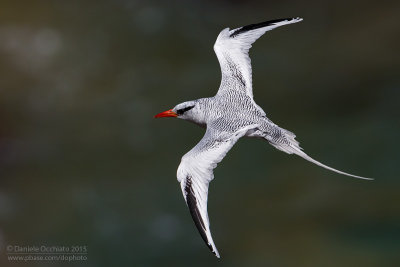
[230,18,296,38]
[184,175,216,255]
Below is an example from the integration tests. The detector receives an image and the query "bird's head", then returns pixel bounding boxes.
[155,100,206,126]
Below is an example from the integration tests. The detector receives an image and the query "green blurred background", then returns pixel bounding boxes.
[0,0,399,266]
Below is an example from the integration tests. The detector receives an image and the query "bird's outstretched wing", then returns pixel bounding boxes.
[177,124,259,258]
[214,18,302,98]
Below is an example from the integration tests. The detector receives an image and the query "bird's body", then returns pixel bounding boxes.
[155,18,372,258]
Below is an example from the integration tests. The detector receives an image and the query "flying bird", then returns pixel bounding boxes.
[155,18,372,258]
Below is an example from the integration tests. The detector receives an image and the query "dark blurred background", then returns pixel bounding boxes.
[0,0,399,266]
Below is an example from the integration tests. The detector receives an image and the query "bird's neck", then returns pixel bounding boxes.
[185,98,210,128]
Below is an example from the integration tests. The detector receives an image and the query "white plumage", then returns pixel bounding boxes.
[155,18,372,258]
[214,17,303,98]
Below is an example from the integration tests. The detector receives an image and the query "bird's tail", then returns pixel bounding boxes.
[266,127,373,180]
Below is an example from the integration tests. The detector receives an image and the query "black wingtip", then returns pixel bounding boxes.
[184,176,215,253]
[230,17,303,38]
[213,250,221,258]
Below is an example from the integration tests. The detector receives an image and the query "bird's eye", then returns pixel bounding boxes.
[177,105,195,115]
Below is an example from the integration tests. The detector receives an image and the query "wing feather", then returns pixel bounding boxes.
[214,18,303,98]
[177,124,258,258]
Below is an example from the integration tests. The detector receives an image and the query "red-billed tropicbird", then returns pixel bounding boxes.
[155,18,372,258]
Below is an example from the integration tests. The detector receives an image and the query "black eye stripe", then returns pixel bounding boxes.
[177,105,195,115]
